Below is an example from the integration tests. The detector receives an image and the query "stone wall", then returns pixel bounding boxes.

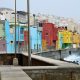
[0,54,22,65]
[23,66,80,80]
[0,54,54,66]
[35,48,80,60]
[22,55,54,66]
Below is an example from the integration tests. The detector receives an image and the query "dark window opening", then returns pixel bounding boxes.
[20,28,24,34]
[39,23,42,27]
[10,41,13,44]
[65,26,67,30]
[6,12,8,14]
[46,33,48,35]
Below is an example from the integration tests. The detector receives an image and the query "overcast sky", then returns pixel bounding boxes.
[0,0,80,21]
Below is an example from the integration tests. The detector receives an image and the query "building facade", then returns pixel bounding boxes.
[24,26,42,52]
[42,23,58,50]
[0,20,6,53]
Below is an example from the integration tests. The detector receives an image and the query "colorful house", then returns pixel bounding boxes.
[57,27,73,49]
[72,32,80,48]
[57,31,63,49]
[5,20,24,53]
[16,26,24,52]
[42,23,58,50]
[56,27,64,49]
[0,20,5,38]
[30,26,42,52]
[62,29,73,49]
[0,20,6,52]
[5,20,15,53]
[24,26,42,52]
[24,30,28,51]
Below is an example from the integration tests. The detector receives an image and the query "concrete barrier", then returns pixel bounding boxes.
[33,48,80,60]
[22,66,80,80]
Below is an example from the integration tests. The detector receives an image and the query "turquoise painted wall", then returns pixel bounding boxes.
[5,20,15,53]
[30,26,42,50]
[5,20,24,53]
[16,26,24,41]
[58,32,63,49]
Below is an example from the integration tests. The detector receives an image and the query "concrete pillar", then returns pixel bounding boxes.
[13,58,18,66]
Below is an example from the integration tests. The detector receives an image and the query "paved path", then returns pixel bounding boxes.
[0,66,32,80]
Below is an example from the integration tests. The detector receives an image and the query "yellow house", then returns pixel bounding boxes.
[73,33,79,44]
[79,35,80,44]
[63,30,72,43]
[42,39,47,50]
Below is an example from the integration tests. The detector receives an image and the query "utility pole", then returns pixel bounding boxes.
[27,0,31,66]
[17,14,20,53]
[15,0,17,56]
[13,0,18,66]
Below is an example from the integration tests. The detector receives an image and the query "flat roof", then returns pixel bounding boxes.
[17,11,27,15]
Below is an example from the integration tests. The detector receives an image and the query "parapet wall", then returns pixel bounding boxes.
[23,66,80,80]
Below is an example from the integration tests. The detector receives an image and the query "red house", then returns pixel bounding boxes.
[42,23,58,49]
[24,31,28,45]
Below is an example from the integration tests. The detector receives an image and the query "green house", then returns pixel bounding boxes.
[0,21,5,39]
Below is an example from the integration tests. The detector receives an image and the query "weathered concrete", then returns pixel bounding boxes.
[0,66,80,80]
[0,52,78,66]
[22,52,77,66]
[0,54,22,65]
[0,54,54,66]
[0,66,32,80]
[22,66,80,80]
[34,48,80,60]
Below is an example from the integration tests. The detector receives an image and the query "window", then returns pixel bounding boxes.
[10,41,13,44]
[53,40,56,43]
[39,23,42,27]
[20,28,24,34]
[6,12,8,14]
[10,26,14,34]
[65,26,67,30]
[46,33,48,35]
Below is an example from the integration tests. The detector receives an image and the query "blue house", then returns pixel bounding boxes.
[16,26,24,52]
[5,20,24,53]
[16,26,24,41]
[5,20,42,53]
[30,26,42,52]
[5,20,15,53]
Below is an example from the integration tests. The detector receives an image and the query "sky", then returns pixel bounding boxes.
[0,0,80,21]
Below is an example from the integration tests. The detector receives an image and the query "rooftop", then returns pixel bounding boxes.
[0,8,13,11]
